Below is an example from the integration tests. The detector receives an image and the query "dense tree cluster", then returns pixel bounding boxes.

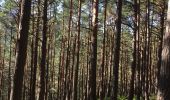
[0,0,169,100]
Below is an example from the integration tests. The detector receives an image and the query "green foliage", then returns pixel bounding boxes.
[150,94,157,100]
[0,11,5,17]
[3,0,16,10]
[118,95,127,100]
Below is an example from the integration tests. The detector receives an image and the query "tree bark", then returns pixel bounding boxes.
[89,0,99,99]
[128,0,138,99]
[39,0,48,99]
[73,0,81,99]
[11,0,32,100]
[157,0,170,99]
[112,0,122,99]
[31,0,41,99]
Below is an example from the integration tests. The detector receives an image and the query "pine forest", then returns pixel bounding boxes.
[0,0,170,100]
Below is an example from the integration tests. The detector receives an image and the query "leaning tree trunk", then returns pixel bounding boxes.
[11,0,32,100]
[157,0,170,100]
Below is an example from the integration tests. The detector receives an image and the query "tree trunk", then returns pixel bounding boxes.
[73,0,81,99]
[31,0,41,99]
[100,0,107,100]
[157,0,170,99]
[89,0,99,99]
[128,0,138,99]
[112,0,122,99]
[157,0,165,96]
[39,0,48,99]
[11,0,32,99]
[8,27,12,100]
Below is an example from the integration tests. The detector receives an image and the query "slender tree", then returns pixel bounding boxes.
[100,0,107,99]
[73,0,81,99]
[89,0,99,99]
[8,27,13,100]
[128,0,138,99]
[112,0,122,99]
[30,0,41,100]
[39,0,48,99]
